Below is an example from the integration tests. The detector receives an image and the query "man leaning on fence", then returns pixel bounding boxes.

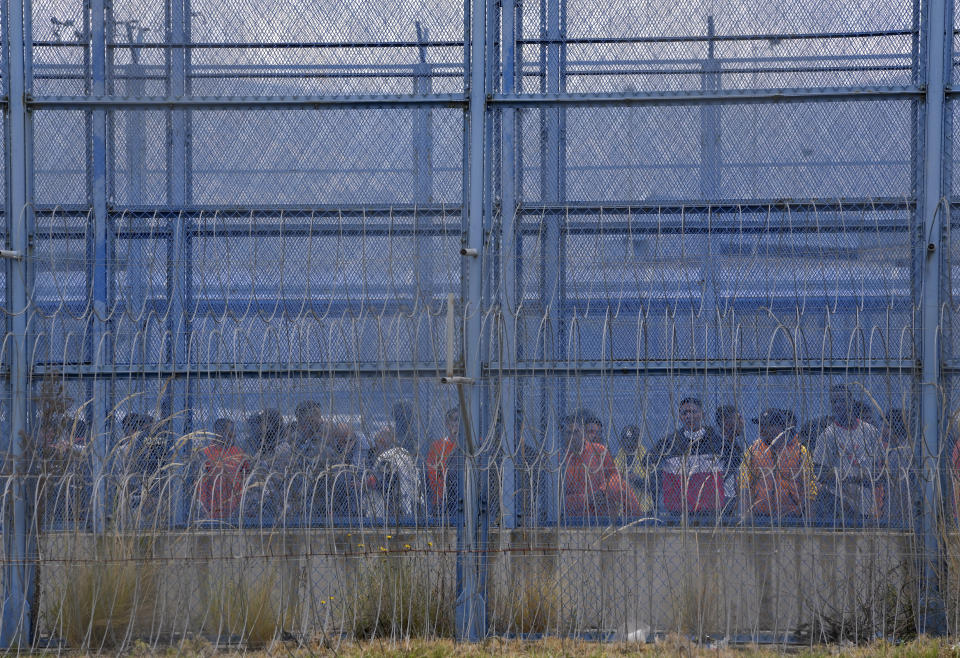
[738,408,817,524]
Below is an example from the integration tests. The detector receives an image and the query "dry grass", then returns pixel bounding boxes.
[203,566,300,647]
[344,554,457,639]
[668,566,724,638]
[114,635,960,657]
[488,567,564,635]
[45,534,157,650]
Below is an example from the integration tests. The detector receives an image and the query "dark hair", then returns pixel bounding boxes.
[715,405,738,427]
[830,384,852,398]
[886,408,908,445]
[445,407,460,424]
[295,400,323,422]
[679,397,703,409]
[213,417,235,440]
[392,401,414,441]
[122,413,154,437]
[249,408,283,455]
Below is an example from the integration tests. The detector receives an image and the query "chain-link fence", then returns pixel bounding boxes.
[0,0,958,650]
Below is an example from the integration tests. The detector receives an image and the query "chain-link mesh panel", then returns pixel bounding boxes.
[6,0,960,649]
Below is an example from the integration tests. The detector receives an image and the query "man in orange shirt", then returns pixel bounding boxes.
[199,418,251,521]
[562,410,642,521]
[426,407,459,515]
[738,409,816,522]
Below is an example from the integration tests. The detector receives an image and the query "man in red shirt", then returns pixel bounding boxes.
[562,410,642,521]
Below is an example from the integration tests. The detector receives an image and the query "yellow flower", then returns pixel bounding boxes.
[379,546,386,551]
[386,535,392,539]
[358,544,364,548]
[320,600,326,605]
[404,544,411,549]
[427,542,433,547]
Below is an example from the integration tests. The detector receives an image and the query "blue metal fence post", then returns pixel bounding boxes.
[413,24,435,369]
[124,23,146,304]
[1,0,32,642]
[541,0,564,526]
[89,0,110,537]
[918,0,950,635]
[499,0,518,530]
[456,0,487,639]
[167,0,190,525]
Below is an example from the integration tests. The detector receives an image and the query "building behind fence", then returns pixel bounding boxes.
[0,0,959,649]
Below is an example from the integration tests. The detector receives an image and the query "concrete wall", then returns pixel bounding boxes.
[37,527,919,642]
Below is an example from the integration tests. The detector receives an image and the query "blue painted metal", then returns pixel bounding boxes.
[29,94,469,109]
[1,0,31,643]
[489,87,924,106]
[540,0,564,526]
[918,0,951,635]
[167,0,192,525]
[21,356,918,381]
[455,0,487,639]
[89,0,110,536]
[498,0,518,530]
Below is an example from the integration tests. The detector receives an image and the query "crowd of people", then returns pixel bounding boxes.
[34,384,960,529]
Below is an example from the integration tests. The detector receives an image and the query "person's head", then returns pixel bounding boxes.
[445,407,460,440]
[754,408,790,443]
[295,401,324,438]
[326,422,357,463]
[122,413,154,439]
[69,418,88,444]
[678,397,704,432]
[561,413,587,455]
[392,401,415,446]
[373,426,396,454]
[855,400,874,425]
[583,412,602,443]
[830,385,855,424]
[620,425,643,453]
[883,409,909,447]
[213,418,236,445]
[249,408,283,455]
[715,405,744,440]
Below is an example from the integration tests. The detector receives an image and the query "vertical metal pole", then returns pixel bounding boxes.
[413,24,435,373]
[1,0,31,642]
[499,0,518,529]
[89,0,109,535]
[168,0,189,525]
[125,27,146,310]
[699,17,721,362]
[699,16,719,200]
[918,0,950,634]
[541,0,562,525]
[456,0,486,639]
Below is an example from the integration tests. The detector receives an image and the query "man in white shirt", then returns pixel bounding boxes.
[813,385,883,521]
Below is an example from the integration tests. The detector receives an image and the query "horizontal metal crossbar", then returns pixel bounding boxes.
[491,86,924,107]
[32,199,912,219]
[26,85,923,111]
[518,28,916,45]
[27,94,468,109]
[492,359,919,376]
[20,359,920,380]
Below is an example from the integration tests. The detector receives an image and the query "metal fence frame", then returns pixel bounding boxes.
[1,0,957,645]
